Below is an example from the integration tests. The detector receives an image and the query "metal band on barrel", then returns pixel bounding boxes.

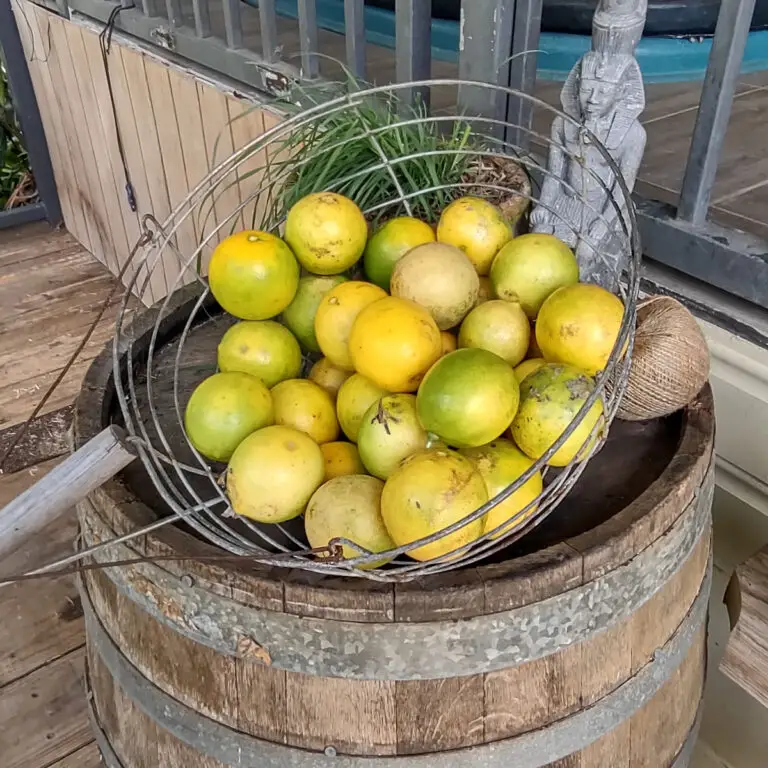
[79,469,713,681]
[82,562,710,768]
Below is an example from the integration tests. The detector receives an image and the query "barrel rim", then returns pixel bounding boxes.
[74,285,715,619]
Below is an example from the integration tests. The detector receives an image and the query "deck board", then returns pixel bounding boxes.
[0,459,84,688]
[0,224,127,433]
[0,648,90,768]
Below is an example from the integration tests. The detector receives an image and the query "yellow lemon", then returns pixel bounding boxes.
[281,274,347,352]
[349,296,442,392]
[536,283,625,376]
[458,299,530,367]
[284,192,368,274]
[461,438,542,538]
[357,394,428,479]
[417,348,520,448]
[514,357,547,382]
[336,373,390,442]
[217,320,302,388]
[208,230,299,320]
[184,372,274,463]
[490,233,579,319]
[308,357,352,400]
[437,196,513,275]
[271,379,339,444]
[320,441,366,481]
[440,331,458,356]
[475,276,495,305]
[314,281,387,370]
[226,425,324,522]
[381,449,487,562]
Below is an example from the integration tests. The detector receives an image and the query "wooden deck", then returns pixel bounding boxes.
[0,223,125,767]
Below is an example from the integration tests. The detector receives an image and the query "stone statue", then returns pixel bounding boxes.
[530,0,648,290]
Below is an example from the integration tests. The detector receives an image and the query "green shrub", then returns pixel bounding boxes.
[0,57,32,210]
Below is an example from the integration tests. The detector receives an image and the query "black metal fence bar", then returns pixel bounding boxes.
[69,0,295,94]
[457,0,515,136]
[0,0,61,229]
[344,0,366,80]
[395,0,431,106]
[165,0,183,27]
[222,0,243,48]
[506,0,542,149]
[191,0,212,38]
[677,0,757,225]
[297,0,320,78]
[258,0,279,63]
[139,0,160,17]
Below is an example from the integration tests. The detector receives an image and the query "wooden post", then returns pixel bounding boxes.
[0,425,135,565]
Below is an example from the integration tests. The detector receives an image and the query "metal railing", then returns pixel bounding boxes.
[0,0,61,229]
[16,0,768,309]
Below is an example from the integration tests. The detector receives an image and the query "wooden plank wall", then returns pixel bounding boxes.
[12,1,282,306]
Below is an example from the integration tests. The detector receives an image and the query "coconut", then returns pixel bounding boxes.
[617,296,710,422]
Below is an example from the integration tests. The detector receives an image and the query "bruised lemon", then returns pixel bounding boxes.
[510,363,604,467]
[305,475,394,568]
[381,449,487,562]
[284,192,368,275]
[390,242,479,330]
[536,283,625,376]
[309,357,352,400]
[437,196,513,275]
[271,379,339,444]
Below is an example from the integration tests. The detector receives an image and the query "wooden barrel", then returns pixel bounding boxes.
[74,292,715,768]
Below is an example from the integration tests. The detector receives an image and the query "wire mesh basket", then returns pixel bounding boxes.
[110,79,640,583]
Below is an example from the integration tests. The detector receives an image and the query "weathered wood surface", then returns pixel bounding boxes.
[14,2,280,303]
[49,742,102,768]
[0,426,135,562]
[0,648,89,768]
[0,405,73,474]
[0,222,126,434]
[73,290,715,765]
[720,544,768,708]
[0,458,84,687]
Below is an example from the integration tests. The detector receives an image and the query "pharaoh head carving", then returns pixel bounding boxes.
[592,0,649,55]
